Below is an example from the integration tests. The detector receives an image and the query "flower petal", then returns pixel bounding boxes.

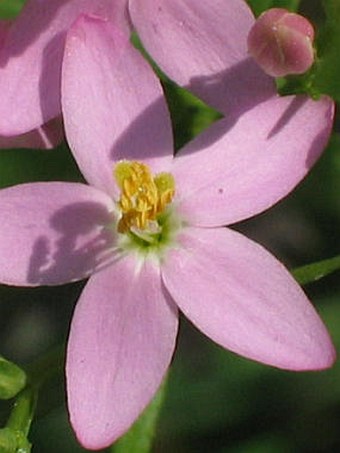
[0,116,64,150]
[0,0,127,135]
[66,257,178,449]
[62,15,173,197]
[172,95,334,227]
[162,227,335,370]
[0,182,116,286]
[129,0,275,115]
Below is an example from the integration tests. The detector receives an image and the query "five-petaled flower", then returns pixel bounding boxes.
[0,0,336,450]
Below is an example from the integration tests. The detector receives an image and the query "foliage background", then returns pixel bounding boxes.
[0,0,339,451]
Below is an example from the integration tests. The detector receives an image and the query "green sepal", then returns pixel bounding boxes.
[0,357,26,400]
[0,427,31,452]
[276,65,322,99]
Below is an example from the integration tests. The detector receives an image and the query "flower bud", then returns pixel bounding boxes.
[247,8,315,77]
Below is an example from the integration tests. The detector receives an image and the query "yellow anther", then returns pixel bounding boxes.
[114,161,175,234]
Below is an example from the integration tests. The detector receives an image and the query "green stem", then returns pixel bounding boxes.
[0,345,65,451]
[292,255,340,285]
[6,387,37,436]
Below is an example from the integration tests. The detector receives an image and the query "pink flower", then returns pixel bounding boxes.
[0,20,63,149]
[0,0,276,137]
[0,11,335,450]
[0,0,128,137]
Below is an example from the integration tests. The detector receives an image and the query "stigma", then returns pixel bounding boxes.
[114,161,175,235]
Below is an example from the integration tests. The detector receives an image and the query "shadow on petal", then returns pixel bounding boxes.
[266,95,334,168]
[27,201,117,285]
[0,116,64,149]
[108,58,276,163]
[267,96,308,139]
[108,89,174,163]
[187,57,275,118]
[0,1,64,65]
[39,32,65,125]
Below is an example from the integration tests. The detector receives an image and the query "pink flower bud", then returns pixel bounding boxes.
[247,8,315,77]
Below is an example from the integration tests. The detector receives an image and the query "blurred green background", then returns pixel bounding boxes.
[0,0,340,452]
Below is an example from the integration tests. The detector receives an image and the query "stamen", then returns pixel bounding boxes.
[114,161,175,234]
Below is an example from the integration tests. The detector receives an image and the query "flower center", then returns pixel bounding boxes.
[114,161,175,242]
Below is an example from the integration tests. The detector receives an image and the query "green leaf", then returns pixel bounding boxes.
[0,144,82,189]
[313,0,340,101]
[292,255,340,285]
[112,378,168,453]
[246,0,300,16]
[275,0,301,10]
[0,0,25,18]
[246,0,273,17]
[162,80,221,151]
[0,356,26,400]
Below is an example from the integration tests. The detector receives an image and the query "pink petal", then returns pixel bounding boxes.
[0,182,116,286]
[62,15,173,197]
[172,95,334,227]
[162,227,335,370]
[129,0,275,116]
[0,116,64,150]
[0,0,128,135]
[67,257,178,449]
